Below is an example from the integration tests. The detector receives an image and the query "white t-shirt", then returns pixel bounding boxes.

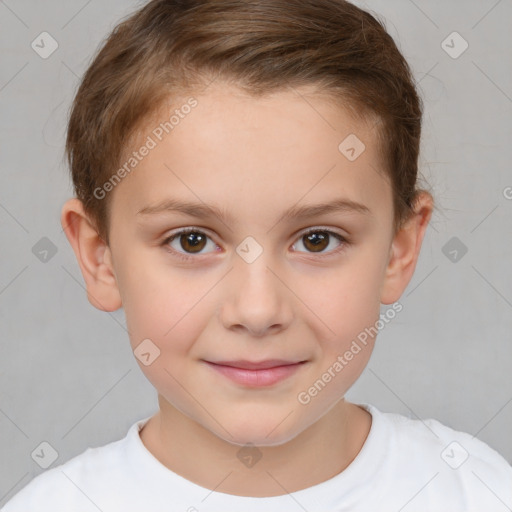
[2,403,511,512]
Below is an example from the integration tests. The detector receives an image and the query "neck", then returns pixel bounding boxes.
[139,397,372,497]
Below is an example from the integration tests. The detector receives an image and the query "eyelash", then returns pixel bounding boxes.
[161,227,350,262]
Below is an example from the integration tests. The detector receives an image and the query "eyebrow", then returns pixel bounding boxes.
[137,197,372,224]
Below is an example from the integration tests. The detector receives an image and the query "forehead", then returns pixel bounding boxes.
[111,83,391,227]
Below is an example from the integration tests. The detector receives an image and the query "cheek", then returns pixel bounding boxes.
[117,259,213,353]
[293,252,385,393]
[297,255,384,340]
[119,267,214,401]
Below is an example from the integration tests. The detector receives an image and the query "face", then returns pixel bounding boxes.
[105,83,396,446]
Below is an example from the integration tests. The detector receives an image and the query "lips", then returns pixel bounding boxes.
[203,359,307,387]
[207,359,305,370]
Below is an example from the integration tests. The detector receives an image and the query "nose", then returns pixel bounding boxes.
[219,253,293,337]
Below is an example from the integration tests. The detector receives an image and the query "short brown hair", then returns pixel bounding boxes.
[65,0,432,245]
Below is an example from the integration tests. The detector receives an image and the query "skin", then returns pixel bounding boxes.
[61,82,433,497]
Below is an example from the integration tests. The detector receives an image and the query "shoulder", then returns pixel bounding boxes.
[382,406,511,473]
[2,448,108,512]
[367,404,512,510]
[1,421,142,512]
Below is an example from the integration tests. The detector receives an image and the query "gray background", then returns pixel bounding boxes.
[1,0,511,506]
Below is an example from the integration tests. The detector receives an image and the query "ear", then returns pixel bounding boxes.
[380,191,433,305]
[61,198,122,312]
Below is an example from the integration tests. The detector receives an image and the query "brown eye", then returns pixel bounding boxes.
[302,231,329,252]
[293,229,346,255]
[163,229,217,259]
[178,231,207,253]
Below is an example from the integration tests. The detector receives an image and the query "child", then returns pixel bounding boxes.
[3,0,511,510]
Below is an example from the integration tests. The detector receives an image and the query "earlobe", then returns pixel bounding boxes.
[60,198,122,312]
[379,192,433,305]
